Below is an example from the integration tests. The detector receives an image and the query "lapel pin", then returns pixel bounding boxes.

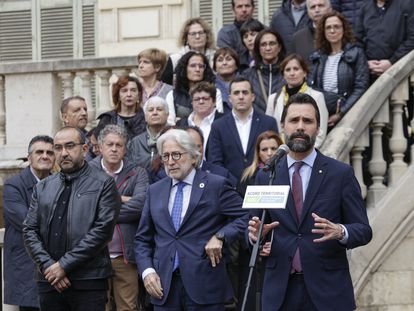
[199,183,205,188]
[319,170,323,174]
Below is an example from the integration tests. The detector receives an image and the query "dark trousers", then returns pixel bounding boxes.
[279,274,318,311]
[154,273,225,311]
[20,307,39,311]
[39,289,107,311]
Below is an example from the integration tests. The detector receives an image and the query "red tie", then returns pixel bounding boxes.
[292,161,303,273]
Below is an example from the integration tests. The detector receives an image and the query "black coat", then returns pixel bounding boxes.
[242,63,284,114]
[270,0,310,53]
[23,163,121,282]
[97,109,146,144]
[309,43,369,116]
[3,167,39,307]
[354,0,414,64]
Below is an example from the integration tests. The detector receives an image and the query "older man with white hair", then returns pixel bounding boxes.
[135,129,248,310]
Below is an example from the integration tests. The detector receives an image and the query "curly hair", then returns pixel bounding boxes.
[112,75,143,112]
[253,28,286,66]
[241,130,283,182]
[178,17,215,50]
[315,11,355,54]
[174,51,216,93]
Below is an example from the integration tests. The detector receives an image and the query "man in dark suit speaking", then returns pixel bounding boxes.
[248,93,372,311]
[135,129,248,310]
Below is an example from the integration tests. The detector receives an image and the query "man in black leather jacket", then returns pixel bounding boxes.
[23,126,121,311]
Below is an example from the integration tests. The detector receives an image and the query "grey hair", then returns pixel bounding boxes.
[143,96,169,114]
[306,0,331,9]
[157,129,201,168]
[98,124,128,145]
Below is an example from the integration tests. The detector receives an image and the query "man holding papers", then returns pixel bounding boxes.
[248,93,372,311]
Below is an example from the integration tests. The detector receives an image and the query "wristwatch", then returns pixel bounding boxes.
[215,232,225,242]
[339,225,346,240]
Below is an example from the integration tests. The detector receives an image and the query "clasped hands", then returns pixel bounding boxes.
[248,213,343,243]
[44,262,71,293]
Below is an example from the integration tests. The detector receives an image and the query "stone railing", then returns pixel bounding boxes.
[0,55,137,161]
[320,50,414,206]
[320,50,414,310]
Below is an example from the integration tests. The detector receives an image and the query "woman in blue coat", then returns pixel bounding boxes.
[309,11,369,128]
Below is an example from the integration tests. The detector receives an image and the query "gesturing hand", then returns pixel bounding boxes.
[248,216,279,243]
[312,213,343,242]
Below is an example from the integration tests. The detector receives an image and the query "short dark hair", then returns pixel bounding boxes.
[28,135,54,154]
[61,96,86,113]
[189,82,217,102]
[240,18,265,41]
[55,126,86,144]
[232,0,255,9]
[213,47,240,71]
[281,93,320,126]
[229,76,253,93]
[183,125,205,145]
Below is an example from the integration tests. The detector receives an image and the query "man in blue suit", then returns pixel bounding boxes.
[208,77,278,185]
[248,93,372,311]
[135,129,248,310]
[3,135,55,311]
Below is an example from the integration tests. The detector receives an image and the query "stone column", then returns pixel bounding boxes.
[76,71,95,125]
[0,76,6,145]
[367,100,389,206]
[351,127,369,199]
[389,79,409,186]
[96,70,112,117]
[58,72,74,100]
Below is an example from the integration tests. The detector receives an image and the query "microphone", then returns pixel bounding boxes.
[263,144,290,172]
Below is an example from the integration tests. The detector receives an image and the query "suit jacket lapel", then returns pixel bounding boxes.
[227,115,244,155]
[159,178,176,231]
[246,111,260,156]
[180,170,206,228]
[275,159,298,225]
[299,152,327,226]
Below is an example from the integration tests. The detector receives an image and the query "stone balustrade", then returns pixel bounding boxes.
[320,50,414,310]
[0,56,138,161]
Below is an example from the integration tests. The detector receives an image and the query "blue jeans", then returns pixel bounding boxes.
[39,289,107,311]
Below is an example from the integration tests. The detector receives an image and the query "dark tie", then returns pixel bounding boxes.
[171,181,186,270]
[292,161,304,273]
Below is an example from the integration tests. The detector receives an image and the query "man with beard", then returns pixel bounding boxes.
[23,126,121,311]
[248,93,372,311]
[61,96,89,133]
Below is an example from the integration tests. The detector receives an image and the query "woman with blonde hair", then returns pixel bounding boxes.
[137,48,173,103]
[238,130,283,196]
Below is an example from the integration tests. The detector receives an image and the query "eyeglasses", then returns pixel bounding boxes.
[325,24,343,32]
[193,96,211,103]
[188,63,206,70]
[260,41,278,48]
[53,142,83,152]
[188,31,206,37]
[161,151,188,162]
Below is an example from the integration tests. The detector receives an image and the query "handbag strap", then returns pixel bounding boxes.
[257,70,268,104]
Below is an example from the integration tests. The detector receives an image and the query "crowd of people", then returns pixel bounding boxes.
[3,0,413,310]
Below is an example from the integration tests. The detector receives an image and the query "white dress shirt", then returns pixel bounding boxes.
[232,109,254,154]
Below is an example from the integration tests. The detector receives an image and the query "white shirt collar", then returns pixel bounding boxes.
[172,168,196,187]
[232,108,254,123]
[29,166,41,182]
[101,158,124,175]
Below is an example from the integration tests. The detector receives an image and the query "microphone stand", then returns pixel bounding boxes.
[241,166,277,311]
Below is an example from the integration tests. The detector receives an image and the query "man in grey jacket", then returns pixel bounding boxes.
[90,124,149,311]
[23,126,121,311]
